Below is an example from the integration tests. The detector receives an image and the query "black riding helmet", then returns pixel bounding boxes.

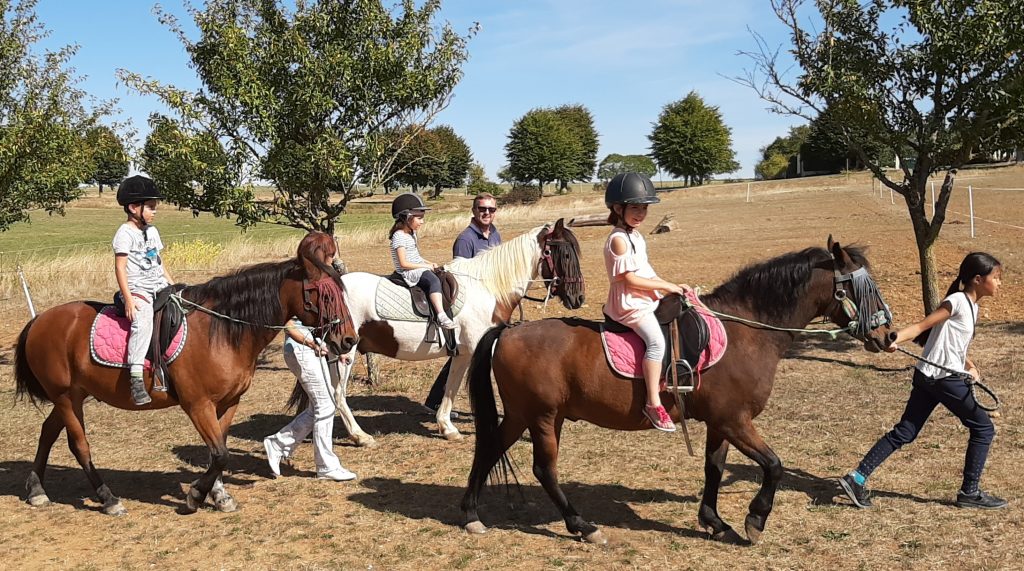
[604,172,660,208]
[391,192,431,219]
[116,175,163,207]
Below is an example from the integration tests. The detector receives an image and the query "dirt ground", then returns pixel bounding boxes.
[1,169,1022,570]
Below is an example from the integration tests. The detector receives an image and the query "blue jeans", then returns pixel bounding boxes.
[857,369,995,494]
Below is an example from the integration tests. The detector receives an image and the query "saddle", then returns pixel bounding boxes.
[110,283,188,391]
[386,269,459,354]
[602,293,715,389]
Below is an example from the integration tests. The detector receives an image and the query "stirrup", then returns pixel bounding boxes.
[673,360,695,393]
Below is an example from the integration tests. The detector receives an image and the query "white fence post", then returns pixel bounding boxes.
[17,265,36,318]
[968,185,975,238]
[746,182,751,203]
[890,188,894,204]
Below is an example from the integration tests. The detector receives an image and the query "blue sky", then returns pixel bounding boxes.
[34,0,804,180]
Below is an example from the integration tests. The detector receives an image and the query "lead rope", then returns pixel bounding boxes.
[892,345,1000,411]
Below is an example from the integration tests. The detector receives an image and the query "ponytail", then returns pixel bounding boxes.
[912,252,1001,346]
[388,220,403,239]
[606,206,620,226]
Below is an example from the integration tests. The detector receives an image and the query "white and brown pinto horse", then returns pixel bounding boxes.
[328,219,585,443]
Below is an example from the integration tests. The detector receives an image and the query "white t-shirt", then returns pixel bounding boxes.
[112,223,168,294]
[916,292,977,379]
[390,230,427,286]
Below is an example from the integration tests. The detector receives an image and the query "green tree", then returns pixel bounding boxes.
[741,0,1024,312]
[755,124,810,179]
[430,124,472,198]
[0,0,107,231]
[141,115,241,218]
[466,162,503,196]
[597,153,658,181]
[505,108,582,195]
[648,91,739,186]
[553,104,599,191]
[120,0,472,234]
[84,125,129,193]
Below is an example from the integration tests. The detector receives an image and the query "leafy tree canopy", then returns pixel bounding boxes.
[0,0,109,231]
[597,153,657,181]
[505,106,588,194]
[648,91,738,186]
[85,125,129,193]
[740,0,1024,311]
[120,0,473,234]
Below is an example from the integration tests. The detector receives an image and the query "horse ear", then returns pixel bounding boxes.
[826,234,836,251]
[554,218,565,232]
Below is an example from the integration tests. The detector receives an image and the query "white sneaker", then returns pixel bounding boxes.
[263,437,283,477]
[437,315,456,330]
[317,468,357,482]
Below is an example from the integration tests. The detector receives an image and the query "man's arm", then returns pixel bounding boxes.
[452,235,473,259]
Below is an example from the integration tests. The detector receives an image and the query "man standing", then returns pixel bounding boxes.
[423,193,501,414]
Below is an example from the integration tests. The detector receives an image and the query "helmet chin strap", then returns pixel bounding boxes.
[127,204,150,240]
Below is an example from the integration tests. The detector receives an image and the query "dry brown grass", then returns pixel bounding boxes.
[1,168,1022,570]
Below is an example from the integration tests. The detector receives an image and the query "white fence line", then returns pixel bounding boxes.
[872,179,1024,236]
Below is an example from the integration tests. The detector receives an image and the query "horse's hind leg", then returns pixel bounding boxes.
[697,428,743,543]
[25,408,66,507]
[530,416,606,545]
[461,416,527,534]
[722,420,783,545]
[438,354,471,440]
[55,392,127,516]
[182,401,229,514]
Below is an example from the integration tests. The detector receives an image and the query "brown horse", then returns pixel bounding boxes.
[14,235,357,516]
[461,238,893,544]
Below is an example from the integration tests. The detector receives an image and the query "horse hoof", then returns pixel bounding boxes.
[583,530,608,545]
[26,494,51,508]
[464,521,488,535]
[442,430,464,441]
[709,528,744,544]
[350,433,377,448]
[185,486,206,513]
[102,501,128,516]
[744,516,764,545]
[214,496,239,513]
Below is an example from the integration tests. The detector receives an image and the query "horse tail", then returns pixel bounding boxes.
[14,318,50,405]
[467,323,518,490]
[286,380,308,413]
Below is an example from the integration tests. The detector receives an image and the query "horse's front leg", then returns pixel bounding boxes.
[698,427,744,543]
[332,350,375,447]
[722,420,784,545]
[437,353,471,440]
[182,400,229,514]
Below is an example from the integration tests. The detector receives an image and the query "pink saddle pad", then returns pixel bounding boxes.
[601,291,727,380]
[90,306,187,369]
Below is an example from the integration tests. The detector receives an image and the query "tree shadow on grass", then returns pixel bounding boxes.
[348,477,707,542]
[228,394,472,444]
[0,459,256,514]
[784,334,909,373]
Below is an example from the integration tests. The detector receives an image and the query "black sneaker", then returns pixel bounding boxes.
[130,377,151,406]
[838,474,872,508]
[955,490,1008,510]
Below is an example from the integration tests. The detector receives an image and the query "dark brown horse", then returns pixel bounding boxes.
[461,238,893,544]
[14,235,357,516]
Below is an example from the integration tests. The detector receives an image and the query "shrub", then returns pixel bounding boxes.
[163,239,224,267]
[498,184,542,205]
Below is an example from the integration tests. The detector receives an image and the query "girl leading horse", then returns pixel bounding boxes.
[461,237,893,544]
[14,233,357,516]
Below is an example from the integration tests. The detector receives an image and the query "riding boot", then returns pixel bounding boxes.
[130,375,152,406]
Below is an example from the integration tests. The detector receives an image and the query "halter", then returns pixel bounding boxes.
[301,263,353,341]
[831,262,893,339]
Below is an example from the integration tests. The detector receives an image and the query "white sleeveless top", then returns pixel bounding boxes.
[917,292,977,379]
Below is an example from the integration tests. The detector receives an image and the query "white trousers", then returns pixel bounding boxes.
[128,293,154,374]
[266,345,344,475]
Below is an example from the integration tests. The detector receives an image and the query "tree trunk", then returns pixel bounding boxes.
[906,182,941,314]
[364,353,379,385]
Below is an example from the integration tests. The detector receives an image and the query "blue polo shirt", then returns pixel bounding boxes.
[452,223,501,259]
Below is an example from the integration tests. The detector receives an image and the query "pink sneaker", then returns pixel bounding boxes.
[643,404,676,432]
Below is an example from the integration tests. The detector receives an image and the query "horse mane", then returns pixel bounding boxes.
[182,258,299,345]
[448,225,545,309]
[704,245,869,322]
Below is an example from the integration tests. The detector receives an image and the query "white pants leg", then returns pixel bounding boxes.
[267,346,344,475]
[127,294,154,374]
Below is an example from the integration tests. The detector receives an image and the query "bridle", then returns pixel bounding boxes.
[301,262,354,342]
[831,260,892,340]
[526,227,585,304]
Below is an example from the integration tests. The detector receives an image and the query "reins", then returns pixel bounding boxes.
[170,293,343,336]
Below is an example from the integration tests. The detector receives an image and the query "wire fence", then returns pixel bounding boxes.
[870,178,1024,237]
